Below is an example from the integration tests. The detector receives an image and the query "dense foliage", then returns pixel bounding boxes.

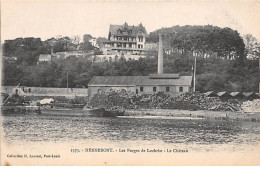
[2,25,259,92]
[2,55,259,92]
[147,25,246,60]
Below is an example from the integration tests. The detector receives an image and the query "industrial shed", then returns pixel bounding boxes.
[88,75,192,99]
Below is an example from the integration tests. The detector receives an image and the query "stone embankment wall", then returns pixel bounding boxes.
[1,86,88,98]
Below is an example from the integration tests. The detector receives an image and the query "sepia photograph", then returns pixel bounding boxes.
[1,0,260,166]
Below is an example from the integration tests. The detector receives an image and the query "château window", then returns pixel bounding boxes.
[140,87,143,92]
[139,37,143,42]
[153,87,156,92]
[179,87,183,92]
[166,87,170,92]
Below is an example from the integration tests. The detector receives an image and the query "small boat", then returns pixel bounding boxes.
[105,106,125,116]
[40,106,117,117]
[1,105,41,115]
[105,108,125,116]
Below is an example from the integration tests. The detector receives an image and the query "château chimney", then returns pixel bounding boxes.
[158,33,163,74]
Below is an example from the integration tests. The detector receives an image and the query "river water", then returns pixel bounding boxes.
[2,113,260,153]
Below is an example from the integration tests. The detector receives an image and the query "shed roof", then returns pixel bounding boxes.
[217,92,231,97]
[149,74,179,79]
[204,91,218,97]
[88,76,192,87]
[242,92,257,97]
[230,92,243,97]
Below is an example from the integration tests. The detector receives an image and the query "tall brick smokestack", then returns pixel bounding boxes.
[158,33,163,74]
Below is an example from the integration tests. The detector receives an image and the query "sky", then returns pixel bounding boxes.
[1,0,260,42]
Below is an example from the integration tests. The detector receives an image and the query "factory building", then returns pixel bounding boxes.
[88,34,193,98]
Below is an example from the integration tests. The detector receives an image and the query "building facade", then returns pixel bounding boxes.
[88,75,192,99]
[102,22,147,56]
[37,54,52,64]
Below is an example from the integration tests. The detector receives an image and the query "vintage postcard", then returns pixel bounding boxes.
[1,0,260,166]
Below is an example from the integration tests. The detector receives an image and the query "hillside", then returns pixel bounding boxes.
[1,25,259,92]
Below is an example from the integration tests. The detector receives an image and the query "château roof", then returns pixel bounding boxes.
[109,22,147,36]
[88,75,192,87]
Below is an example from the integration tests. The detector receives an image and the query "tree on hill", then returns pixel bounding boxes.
[147,25,246,60]
[243,34,260,60]
[83,34,93,43]
[96,37,107,47]
[77,42,95,51]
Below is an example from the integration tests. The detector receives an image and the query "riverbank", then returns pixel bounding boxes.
[124,109,260,122]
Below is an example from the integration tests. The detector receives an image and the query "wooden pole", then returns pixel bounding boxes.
[3,83,21,105]
[67,72,69,89]
[193,55,197,92]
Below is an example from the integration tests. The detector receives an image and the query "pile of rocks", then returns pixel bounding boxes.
[88,90,243,112]
[241,99,260,112]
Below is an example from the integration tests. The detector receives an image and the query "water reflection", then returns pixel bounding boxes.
[2,114,260,152]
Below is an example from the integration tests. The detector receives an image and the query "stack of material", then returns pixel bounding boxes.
[2,94,30,106]
[168,92,242,111]
[241,99,260,113]
[88,92,109,108]
[107,90,133,108]
[88,91,243,112]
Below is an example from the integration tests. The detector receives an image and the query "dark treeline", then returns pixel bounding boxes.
[2,25,259,92]
[2,36,100,65]
[2,56,259,92]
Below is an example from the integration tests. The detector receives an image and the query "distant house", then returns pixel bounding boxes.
[87,74,192,99]
[89,38,98,48]
[37,54,52,64]
[103,22,147,56]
